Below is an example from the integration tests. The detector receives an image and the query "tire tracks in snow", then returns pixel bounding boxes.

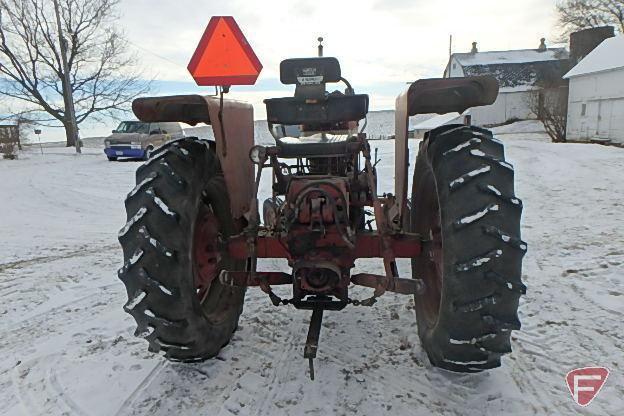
[2,285,126,416]
[107,304,302,416]
[198,309,303,416]
[246,316,301,416]
[0,243,121,335]
[113,361,168,416]
[2,282,120,335]
[12,354,90,416]
[506,253,623,414]
[0,243,118,274]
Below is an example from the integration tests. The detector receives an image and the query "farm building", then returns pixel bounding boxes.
[563,35,624,145]
[443,40,569,126]
[410,112,463,139]
[0,124,21,149]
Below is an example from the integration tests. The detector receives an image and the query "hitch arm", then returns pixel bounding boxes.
[351,273,425,295]
[304,307,324,381]
[361,141,399,304]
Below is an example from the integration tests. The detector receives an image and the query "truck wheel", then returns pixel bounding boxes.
[118,138,246,361]
[410,125,526,372]
[143,145,154,161]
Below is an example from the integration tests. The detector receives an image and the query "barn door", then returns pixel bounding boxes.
[610,99,624,143]
[597,100,613,138]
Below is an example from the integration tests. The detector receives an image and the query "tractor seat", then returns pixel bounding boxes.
[276,133,360,158]
[265,94,369,126]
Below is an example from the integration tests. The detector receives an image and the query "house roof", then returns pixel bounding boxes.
[564,35,624,78]
[453,48,568,66]
[463,60,570,90]
[450,48,570,91]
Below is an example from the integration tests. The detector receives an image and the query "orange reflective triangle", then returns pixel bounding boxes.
[188,16,262,86]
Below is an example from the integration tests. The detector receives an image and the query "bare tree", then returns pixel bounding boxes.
[557,0,624,35]
[0,0,149,147]
[527,86,569,143]
[16,114,32,146]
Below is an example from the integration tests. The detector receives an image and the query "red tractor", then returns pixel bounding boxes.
[118,49,526,379]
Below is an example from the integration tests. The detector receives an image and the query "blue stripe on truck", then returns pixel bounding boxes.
[104,148,145,158]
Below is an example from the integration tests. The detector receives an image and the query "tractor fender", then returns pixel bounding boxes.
[132,94,254,219]
[394,76,499,228]
[204,96,254,219]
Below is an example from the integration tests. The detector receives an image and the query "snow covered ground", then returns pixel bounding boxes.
[1,123,623,415]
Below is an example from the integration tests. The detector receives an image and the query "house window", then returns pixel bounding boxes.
[453,63,457,70]
[581,103,587,116]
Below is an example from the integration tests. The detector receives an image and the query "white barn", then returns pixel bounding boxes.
[444,42,569,126]
[563,35,624,145]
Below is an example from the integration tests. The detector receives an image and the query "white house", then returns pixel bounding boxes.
[563,35,624,145]
[444,41,569,126]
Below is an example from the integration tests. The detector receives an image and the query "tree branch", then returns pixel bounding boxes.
[0,0,149,144]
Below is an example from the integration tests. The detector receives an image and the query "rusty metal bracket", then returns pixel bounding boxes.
[219,271,292,287]
[360,138,398,305]
[351,273,425,295]
[243,149,283,305]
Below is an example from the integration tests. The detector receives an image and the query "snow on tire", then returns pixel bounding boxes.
[410,125,526,373]
[118,138,246,361]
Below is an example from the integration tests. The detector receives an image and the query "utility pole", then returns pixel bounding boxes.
[52,0,80,153]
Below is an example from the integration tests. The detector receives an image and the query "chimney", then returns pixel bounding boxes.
[538,38,547,52]
[471,42,478,54]
[570,26,615,65]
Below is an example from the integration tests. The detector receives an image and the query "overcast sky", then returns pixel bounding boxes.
[48,0,562,140]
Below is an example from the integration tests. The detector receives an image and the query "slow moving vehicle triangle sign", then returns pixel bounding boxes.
[187,16,262,86]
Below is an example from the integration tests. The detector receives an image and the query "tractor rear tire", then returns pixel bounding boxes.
[410,125,526,373]
[118,138,246,361]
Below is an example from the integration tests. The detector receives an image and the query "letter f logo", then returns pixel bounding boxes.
[566,367,610,407]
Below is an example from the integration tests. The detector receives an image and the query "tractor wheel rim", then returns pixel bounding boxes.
[192,204,221,302]
[418,172,443,326]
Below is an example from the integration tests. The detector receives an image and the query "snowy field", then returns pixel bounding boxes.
[1,121,623,415]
